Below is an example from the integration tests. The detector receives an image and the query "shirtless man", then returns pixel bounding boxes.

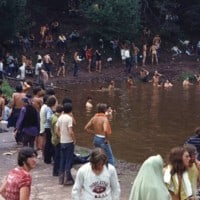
[183,77,193,87]
[127,76,134,88]
[32,87,44,112]
[153,34,161,49]
[131,43,140,68]
[84,103,115,165]
[150,44,158,65]
[43,53,54,77]
[9,85,26,143]
[164,80,173,88]
[108,80,115,90]
[38,68,49,89]
[152,70,162,86]
[139,68,149,82]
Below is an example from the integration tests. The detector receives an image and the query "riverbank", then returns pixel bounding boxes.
[0,130,140,200]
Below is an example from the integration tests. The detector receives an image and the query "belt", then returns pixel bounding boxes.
[95,134,105,138]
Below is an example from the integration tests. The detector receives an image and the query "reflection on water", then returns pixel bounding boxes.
[56,82,200,163]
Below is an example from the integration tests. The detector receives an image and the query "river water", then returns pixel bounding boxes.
[56,81,200,163]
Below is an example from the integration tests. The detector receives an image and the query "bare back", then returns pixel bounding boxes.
[85,113,111,136]
[12,92,26,109]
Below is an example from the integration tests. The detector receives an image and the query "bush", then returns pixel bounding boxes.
[1,80,14,99]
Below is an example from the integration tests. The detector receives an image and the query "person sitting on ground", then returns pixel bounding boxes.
[0,147,37,200]
[129,154,171,200]
[72,147,121,200]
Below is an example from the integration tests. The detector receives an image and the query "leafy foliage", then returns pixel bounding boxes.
[80,0,141,40]
[0,0,29,41]
[1,80,14,99]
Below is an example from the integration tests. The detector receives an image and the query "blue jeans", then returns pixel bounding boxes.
[59,142,74,175]
[44,128,55,164]
[53,143,60,176]
[93,135,115,166]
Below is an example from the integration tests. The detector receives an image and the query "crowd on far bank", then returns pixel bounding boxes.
[1,21,200,91]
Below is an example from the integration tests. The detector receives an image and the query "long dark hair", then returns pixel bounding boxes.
[168,146,187,175]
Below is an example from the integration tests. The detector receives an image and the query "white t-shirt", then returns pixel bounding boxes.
[35,62,43,76]
[72,163,121,200]
[0,62,3,71]
[40,104,47,134]
[56,113,73,143]
[19,64,26,79]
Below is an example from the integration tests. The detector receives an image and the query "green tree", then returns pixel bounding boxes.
[0,0,28,41]
[80,0,141,41]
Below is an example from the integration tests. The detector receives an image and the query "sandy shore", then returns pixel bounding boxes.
[0,130,140,200]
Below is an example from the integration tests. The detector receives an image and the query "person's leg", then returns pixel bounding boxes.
[99,61,102,73]
[59,144,66,184]
[155,53,158,64]
[44,128,54,164]
[53,143,60,176]
[93,136,115,166]
[29,136,35,148]
[73,62,78,77]
[57,67,61,76]
[64,142,74,185]
[22,134,29,147]
[62,65,65,77]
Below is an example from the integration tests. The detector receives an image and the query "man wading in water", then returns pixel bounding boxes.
[84,103,115,165]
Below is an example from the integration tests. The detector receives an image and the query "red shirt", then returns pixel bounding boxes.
[5,167,32,200]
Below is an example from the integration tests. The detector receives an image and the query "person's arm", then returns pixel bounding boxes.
[69,127,76,144]
[84,118,94,134]
[46,108,52,125]
[71,167,84,200]
[109,166,121,200]
[0,178,7,198]
[19,186,30,200]
[103,118,111,143]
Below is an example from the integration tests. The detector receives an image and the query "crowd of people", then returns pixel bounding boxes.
[1,19,200,200]
[0,75,198,199]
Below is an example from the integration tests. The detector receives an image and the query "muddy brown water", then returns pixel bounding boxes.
[55,81,200,163]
